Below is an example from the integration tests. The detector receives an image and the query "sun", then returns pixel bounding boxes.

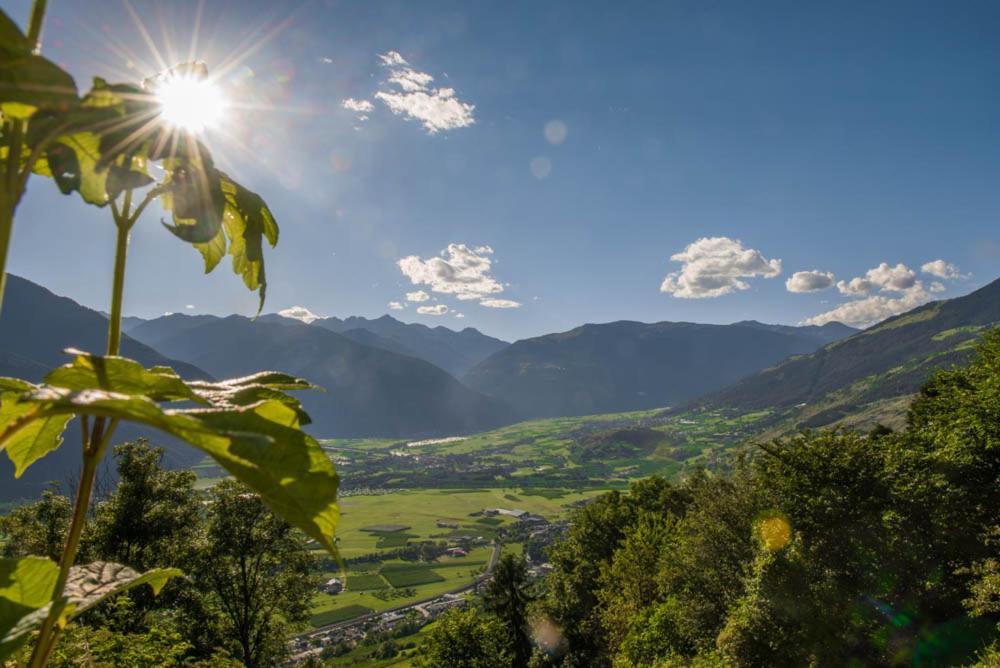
[155,75,227,133]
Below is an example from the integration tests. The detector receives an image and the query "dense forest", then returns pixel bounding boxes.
[0,443,317,667]
[421,328,1000,667]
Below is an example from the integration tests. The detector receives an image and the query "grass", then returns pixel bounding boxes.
[381,567,446,588]
[332,489,603,561]
[475,517,503,526]
[345,572,388,591]
[309,604,373,627]
[376,533,417,548]
[361,524,411,533]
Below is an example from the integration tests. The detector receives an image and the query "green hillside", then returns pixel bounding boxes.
[697,278,1000,432]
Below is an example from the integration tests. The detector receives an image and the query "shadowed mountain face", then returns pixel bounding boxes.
[0,275,211,500]
[462,320,856,419]
[313,315,508,378]
[697,278,1000,427]
[136,315,517,439]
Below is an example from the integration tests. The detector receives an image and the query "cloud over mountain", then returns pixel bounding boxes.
[921,259,965,280]
[398,243,519,312]
[277,305,323,323]
[786,270,835,293]
[806,261,952,328]
[406,290,430,302]
[660,236,782,299]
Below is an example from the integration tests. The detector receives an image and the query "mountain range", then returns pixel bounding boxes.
[461,320,857,419]
[3,271,997,500]
[695,277,1000,432]
[0,276,210,499]
[129,314,516,438]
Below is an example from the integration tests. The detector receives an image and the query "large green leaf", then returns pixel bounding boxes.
[219,173,279,313]
[0,392,71,477]
[40,131,111,206]
[45,350,202,403]
[0,556,59,661]
[0,557,180,661]
[1,374,338,553]
[0,377,72,477]
[162,161,279,312]
[0,55,77,119]
[160,156,225,244]
[0,11,31,59]
[64,562,180,618]
[0,10,77,117]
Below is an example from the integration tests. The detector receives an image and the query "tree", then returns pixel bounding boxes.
[86,440,201,572]
[484,553,533,667]
[185,480,318,667]
[418,608,514,668]
[0,488,71,560]
[598,512,673,650]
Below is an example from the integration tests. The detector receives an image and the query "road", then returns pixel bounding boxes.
[294,541,503,640]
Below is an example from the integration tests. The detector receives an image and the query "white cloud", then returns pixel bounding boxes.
[406,290,430,302]
[278,305,324,324]
[930,281,946,293]
[836,262,917,296]
[660,236,782,299]
[398,243,506,303]
[805,261,940,328]
[865,262,917,291]
[417,304,449,316]
[342,98,374,113]
[185,304,195,310]
[388,301,405,310]
[837,277,874,296]
[921,259,965,280]
[803,285,931,328]
[378,51,408,67]
[786,270,835,293]
[372,51,474,134]
[454,312,465,319]
[479,298,521,309]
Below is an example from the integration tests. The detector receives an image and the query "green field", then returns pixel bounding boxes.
[310,604,374,627]
[345,572,388,591]
[376,533,416,548]
[188,405,779,629]
[380,565,445,588]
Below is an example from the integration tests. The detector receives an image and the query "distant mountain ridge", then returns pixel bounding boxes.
[462,319,857,419]
[313,314,508,377]
[126,312,509,379]
[131,314,517,438]
[696,277,1000,431]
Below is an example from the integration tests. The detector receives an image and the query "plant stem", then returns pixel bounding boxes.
[27,419,118,668]
[29,186,136,666]
[106,222,131,356]
[0,198,13,320]
[26,0,49,53]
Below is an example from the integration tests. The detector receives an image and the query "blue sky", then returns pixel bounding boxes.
[6,0,1000,341]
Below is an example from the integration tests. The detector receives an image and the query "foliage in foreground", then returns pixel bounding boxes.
[416,329,1000,667]
[530,328,1000,667]
[2,441,318,667]
[0,4,339,664]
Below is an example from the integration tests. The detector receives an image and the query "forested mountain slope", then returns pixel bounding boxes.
[463,320,854,419]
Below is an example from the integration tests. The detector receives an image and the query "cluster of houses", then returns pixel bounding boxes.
[482,507,550,525]
[288,592,471,664]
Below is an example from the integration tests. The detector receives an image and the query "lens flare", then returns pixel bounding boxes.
[757,514,792,551]
[156,76,226,132]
